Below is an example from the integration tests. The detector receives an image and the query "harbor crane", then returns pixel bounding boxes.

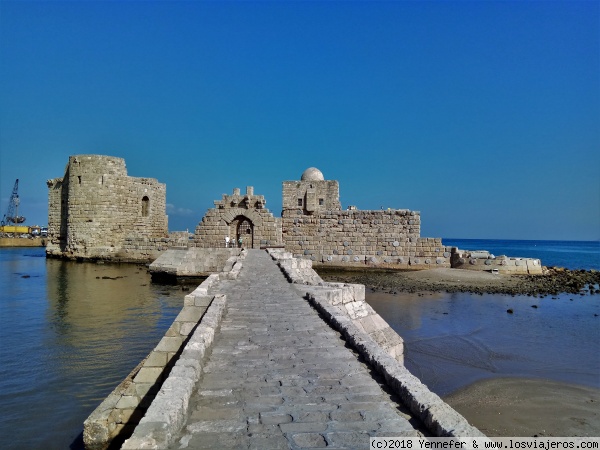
[1,179,26,226]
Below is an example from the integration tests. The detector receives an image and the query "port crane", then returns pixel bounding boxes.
[1,179,26,226]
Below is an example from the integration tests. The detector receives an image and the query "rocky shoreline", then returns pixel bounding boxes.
[316,267,600,296]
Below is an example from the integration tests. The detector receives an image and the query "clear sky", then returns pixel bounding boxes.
[1,0,598,241]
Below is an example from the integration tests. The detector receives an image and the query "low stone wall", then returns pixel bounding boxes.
[83,252,246,450]
[268,248,485,438]
[309,296,485,437]
[451,248,543,275]
[149,248,242,277]
[120,251,247,449]
[268,249,404,364]
[121,294,228,449]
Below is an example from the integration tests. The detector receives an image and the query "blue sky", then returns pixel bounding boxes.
[1,0,598,240]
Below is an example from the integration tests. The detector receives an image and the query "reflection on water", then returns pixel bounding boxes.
[367,290,600,396]
[0,248,184,450]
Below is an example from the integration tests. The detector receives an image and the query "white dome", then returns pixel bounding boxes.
[301,167,324,181]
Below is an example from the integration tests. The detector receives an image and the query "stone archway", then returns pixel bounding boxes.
[231,215,253,248]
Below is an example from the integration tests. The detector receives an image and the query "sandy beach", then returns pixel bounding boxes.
[445,377,600,437]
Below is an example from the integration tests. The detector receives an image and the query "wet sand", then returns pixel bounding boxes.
[445,377,600,437]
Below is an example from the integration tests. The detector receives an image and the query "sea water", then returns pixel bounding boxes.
[0,241,598,448]
[0,247,183,450]
[443,239,600,271]
[367,239,600,396]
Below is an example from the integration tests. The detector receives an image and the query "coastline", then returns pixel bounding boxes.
[321,264,600,438]
[444,377,600,437]
[0,237,46,247]
[317,266,600,296]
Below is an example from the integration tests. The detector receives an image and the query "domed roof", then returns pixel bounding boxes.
[301,167,324,181]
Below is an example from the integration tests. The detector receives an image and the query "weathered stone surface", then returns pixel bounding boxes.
[47,155,168,261]
[155,250,433,449]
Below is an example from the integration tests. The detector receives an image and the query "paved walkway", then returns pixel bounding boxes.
[169,249,423,449]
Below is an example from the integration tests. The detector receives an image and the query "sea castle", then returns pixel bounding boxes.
[47,154,542,275]
[42,155,550,448]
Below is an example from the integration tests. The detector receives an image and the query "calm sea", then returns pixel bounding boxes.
[0,247,183,450]
[443,238,600,271]
[0,240,598,448]
[367,239,600,396]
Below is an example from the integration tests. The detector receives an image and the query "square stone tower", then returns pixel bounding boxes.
[282,167,341,214]
[46,155,168,259]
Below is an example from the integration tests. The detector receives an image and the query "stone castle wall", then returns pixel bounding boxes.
[277,168,451,269]
[47,158,539,272]
[281,209,452,269]
[47,155,168,260]
[193,187,282,249]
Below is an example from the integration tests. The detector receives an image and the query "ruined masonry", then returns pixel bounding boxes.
[47,155,168,260]
[192,166,455,271]
[47,156,542,274]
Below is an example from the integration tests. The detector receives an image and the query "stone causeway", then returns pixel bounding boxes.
[86,249,485,449]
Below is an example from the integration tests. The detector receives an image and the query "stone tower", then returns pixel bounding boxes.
[282,167,341,214]
[46,155,168,259]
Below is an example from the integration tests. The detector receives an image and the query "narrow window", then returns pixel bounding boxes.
[78,176,81,185]
[142,196,150,217]
[298,198,303,207]
[319,198,324,206]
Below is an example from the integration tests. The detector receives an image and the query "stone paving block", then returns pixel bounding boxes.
[248,435,289,450]
[189,407,241,421]
[326,431,371,448]
[330,410,363,422]
[293,411,330,423]
[290,432,327,448]
[259,412,293,425]
[185,420,246,433]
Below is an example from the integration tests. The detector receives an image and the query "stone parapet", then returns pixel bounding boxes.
[121,294,227,450]
[83,251,246,449]
[308,295,486,438]
[267,248,484,437]
[268,248,404,363]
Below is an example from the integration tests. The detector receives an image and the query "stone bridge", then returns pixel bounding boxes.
[84,249,484,450]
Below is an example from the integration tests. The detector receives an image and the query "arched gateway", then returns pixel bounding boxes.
[193,186,282,249]
[231,215,253,247]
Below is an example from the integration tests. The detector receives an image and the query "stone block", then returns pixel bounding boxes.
[115,395,140,409]
[156,336,184,353]
[179,321,197,336]
[175,307,203,323]
[133,367,164,384]
[143,351,168,368]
